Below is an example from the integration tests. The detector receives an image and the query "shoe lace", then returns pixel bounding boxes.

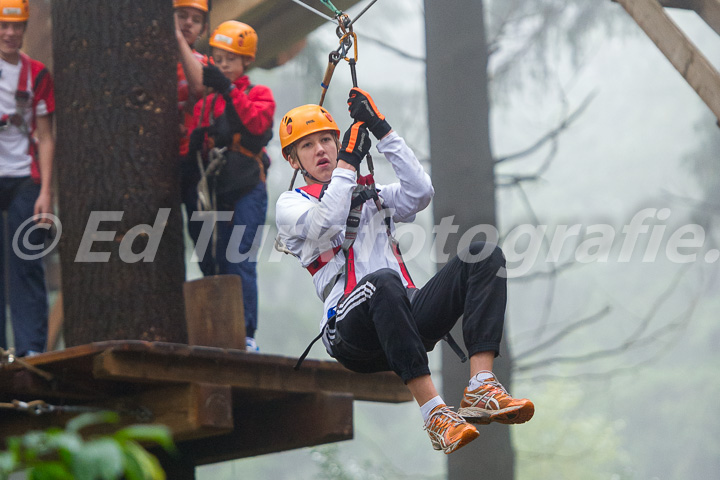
[424,406,465,433]
[482,379,510,397]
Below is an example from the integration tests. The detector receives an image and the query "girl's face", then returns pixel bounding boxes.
[291,131,339,185]
[211,48,250,83]
[174,7,205,46]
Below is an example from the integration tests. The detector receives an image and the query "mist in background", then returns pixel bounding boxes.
[191,1,720,478]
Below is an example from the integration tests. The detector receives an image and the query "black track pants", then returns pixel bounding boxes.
[326,241,507,383]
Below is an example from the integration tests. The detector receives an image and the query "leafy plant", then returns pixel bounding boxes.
[0,411,175,480]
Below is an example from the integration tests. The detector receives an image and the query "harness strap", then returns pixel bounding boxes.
[298,173,415,297]
[307,245,342,276]
[443,333,468,363]
[1,53,32,135]
[294,329,324,370]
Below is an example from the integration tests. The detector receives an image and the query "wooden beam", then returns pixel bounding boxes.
[0,383,233,442]
[616,0,720,122]
[692,0,720,35]
[659,0,694,8]
[92,344,411,403]
[6,341,411,403]
[659,0,720,35]
[184,276,246,350]
[207,0,362,69]
[170,392,354,465]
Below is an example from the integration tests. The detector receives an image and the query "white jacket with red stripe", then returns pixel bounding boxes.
[275,131,434,330]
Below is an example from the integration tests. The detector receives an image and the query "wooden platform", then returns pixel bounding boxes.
[0,341,411,466]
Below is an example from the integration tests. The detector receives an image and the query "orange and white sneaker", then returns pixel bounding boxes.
[423,405,479,454]
[458,374,534,425]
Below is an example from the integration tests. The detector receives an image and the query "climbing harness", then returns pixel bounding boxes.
[194,79,270,274]
[194,90,224,274]
[0,52,38,172]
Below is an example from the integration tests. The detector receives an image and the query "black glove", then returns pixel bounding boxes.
[208,114,232,148]
[347,87,392,140]
[223,95,244,132]
[203,64,232,95]
[188,126,208,159]
[240,124,273,154]
[337,121,371,171]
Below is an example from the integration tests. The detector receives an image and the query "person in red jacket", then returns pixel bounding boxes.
[189,20,275,351]
[174,0,210,268]
[0,0,55,356]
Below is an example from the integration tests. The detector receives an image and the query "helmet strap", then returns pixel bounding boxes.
[297,159,330,186]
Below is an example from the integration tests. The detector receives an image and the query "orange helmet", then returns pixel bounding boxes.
[0,0,29,22]
[173,0,208,12]
[210,21,257,59]
[280,105,340,159]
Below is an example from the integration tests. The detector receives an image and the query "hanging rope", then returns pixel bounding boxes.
[280,0,379,194]
[290,0,335,22]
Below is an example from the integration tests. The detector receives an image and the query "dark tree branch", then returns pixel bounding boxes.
[509,259,578,282]
[495,90,597,164]
[511,181,557,335]
[514,264,698,373]
[513,306,612,362]
[357,33,425,63]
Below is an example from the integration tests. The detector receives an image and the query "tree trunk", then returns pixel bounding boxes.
[52,1,186,345]
[424,1,515,478]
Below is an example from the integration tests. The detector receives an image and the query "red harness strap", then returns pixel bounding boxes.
[306,245,341,276]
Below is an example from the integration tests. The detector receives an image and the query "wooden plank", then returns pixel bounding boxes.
[0,383,233,442]
[659,0,694,8]
[207,0,362,69]
[169,392,354,465]
[92,345,411,403]
[1,341,411,403]
[184,276,246,350]
[616,0,720,122]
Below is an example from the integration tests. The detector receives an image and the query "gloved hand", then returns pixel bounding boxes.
[240,124,273,154]
[223,96,244,132]
[208,114,233,149]
[337,121,371,171]
[203,64,232,95]
[347,87,392,140]
[188,126,208,159]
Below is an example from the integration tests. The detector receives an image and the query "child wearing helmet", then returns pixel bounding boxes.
[275,89,534,454]
[0,0,55,356]
[174,0,210,264]
[175,0,208,154]
[188,20,275,352]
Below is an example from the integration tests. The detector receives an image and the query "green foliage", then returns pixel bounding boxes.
[0,412,174,480]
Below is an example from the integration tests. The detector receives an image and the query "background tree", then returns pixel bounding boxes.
[52,1,186,345]
[424,1,515,478]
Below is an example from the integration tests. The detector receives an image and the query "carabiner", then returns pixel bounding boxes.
[339,31,358,63]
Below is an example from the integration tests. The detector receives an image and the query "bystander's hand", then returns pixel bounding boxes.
[203,65,232,95]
